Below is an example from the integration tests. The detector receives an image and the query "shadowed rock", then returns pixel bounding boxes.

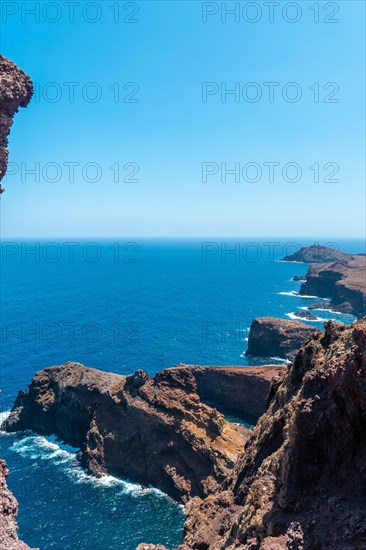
[0,460,38,550]
[140,318,366,549]
[246,317,322,360]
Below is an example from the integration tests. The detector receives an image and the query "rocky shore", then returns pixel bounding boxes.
[299,255,366,318]
[2,363,284,503]
[246,316,322,360]
[281,245,366,318]
[0,460,37,550]
[139,319,366,549]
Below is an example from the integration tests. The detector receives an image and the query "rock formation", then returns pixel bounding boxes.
[140,318,366,550]
[2,363,256,503]
[299,255,366,318]
[0,55,33,188]
[282,244,351,264]
[176,365,286,423]
[289,311,318,321]
[246,317,321,360]
[0,460,38,550]
[0,55,35,550]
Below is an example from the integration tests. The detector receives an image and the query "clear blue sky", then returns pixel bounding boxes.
[1,0,365,237]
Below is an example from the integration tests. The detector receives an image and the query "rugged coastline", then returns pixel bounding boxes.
[0,460,37,550]
[139,319,366,549]
[281,245,366,319]
[246,316,322,360]
[3,363,284,503]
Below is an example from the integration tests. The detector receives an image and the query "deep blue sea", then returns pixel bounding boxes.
[0,238,364,549]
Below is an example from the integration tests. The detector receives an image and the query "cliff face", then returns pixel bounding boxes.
[2,364,253,503]
[169,319,366,550]
[0,460,38,550]
[172,365,286,423]
[246,317,321,360]
[0,55,33,185]
[300,256,366,318]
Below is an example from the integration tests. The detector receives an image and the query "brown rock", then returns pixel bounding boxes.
[177,319,366,550]
[300,255,366,318]
[0,55,33,186]
[246,317,321,360]
[0,459,38,550]
[2,363,250,503]
[173,364,286,423]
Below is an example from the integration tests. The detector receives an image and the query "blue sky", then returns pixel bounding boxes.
[1,0,365,237]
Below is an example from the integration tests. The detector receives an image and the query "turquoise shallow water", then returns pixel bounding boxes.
[0,238,363,549]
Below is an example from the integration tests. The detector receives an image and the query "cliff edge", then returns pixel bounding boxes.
[151,319,366,549]
[0,54,33,186]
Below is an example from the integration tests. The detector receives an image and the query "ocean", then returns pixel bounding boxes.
[0,238,363,549]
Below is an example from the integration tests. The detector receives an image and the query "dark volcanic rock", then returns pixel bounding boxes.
[2,363,250,503]
[282,244,351,264]
[0,55,33,186]
[246,317,321,360]
[292,275,305,281]
[307,300,333,311]
[0,460,38,550]
[154,319,366,550]
[291,310,318,321]
[176,365,286,423]
[300,255,366,318]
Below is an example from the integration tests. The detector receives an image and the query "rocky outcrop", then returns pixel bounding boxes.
[176,365,286,423]
[149,319,366,550]
[289,311,318,321]
[246,317,321,360]
[0,460,38,550]
[2,363,251,503]
[282,244,351,264]
[0,55,33,186]
[300,255,366,318]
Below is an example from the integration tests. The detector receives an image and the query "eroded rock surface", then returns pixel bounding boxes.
[246,317,321,360]
[2,364,252,503]
[300,256,366,318]
[175,365,286,423]
[149,319,366,550]
[0,460,38,550]
[0,55,33,185]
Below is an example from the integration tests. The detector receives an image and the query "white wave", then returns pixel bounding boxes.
[9,432,168,499]
[278,291,319,299]
[244,337,248,341]
[299,306,355,318]
[286,313,336,323]
[268,356,292,365]
[0,411,11,434]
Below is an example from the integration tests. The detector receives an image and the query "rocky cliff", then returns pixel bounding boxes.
[0,55,33,187]
[0,460,38,550]
[0,55,35,550]
[171,365,286,423]
[300,256,366,318]
[2,363,257,503]
[141,319,366,550]
[281,244,351,264]
[246,317,322,360]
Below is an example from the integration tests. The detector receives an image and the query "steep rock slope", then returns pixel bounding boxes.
[172,319,366,549]
[246,317,321,360]
[0,55,33,185]
[2,364,251,503]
